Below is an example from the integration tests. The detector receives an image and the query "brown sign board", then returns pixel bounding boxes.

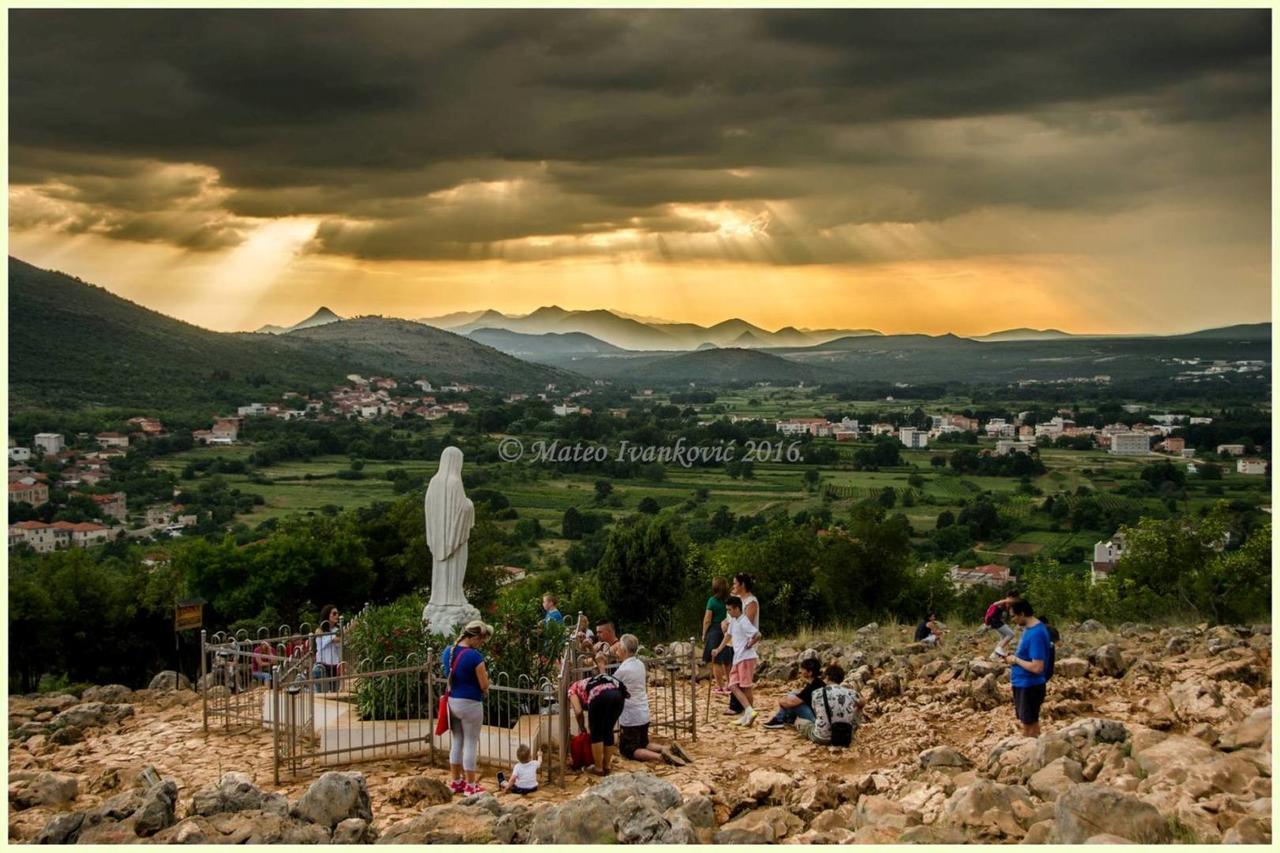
[175,601,203,632]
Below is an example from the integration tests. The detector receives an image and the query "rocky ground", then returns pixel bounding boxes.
[7,620,1271,843]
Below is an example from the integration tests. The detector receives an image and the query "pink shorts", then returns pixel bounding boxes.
[729,659,756,689]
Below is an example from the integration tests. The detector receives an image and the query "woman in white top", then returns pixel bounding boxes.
[724,574,759,715]
[315,604,342,693]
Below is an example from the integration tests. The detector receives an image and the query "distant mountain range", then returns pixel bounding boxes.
[255,306,342,335]
[417,305,882,351]
[8,258,569,410]
[974,327,1072,342]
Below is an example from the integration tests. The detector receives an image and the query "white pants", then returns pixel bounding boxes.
[448,697,484,772]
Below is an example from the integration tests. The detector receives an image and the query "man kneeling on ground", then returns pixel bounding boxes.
[613,634,693,766]
[762,657,823,729]
[796,664,863,747]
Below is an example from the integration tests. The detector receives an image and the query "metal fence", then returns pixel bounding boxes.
[202,624,700,787]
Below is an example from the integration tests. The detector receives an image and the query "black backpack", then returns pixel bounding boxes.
[821,688,855,748]
[586,672,629,700]
[1041,622,1057,682]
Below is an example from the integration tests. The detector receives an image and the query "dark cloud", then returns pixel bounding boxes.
[8,9,1270,261]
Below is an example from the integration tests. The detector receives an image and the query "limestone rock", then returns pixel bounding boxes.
[10,770,79,809]
[1134,734,1217,777]
[148,670,193,692]
[291,771,373,829]
[1078,619,1106,634]
[81,684,133,704]
[1222,816,1271,844]
[586,771,682,811]
[1220,706,1271,751]
[942,779,1032,839]
[529,796,617,845]
[133,780,178,837]
[745,768,796,803]
[190,771,271,816]
[1053,783,1171,844]
[334,817,378,844]
[920,745,973,770]
[386,774,452,808]
[1089,644,1127,677]
[33,812,85,845]
[1028,757,1084,802]
[713,827,769,844]
[54,701,135,730]
[1054,657,1090,679]
[721,805,805,842]
[615,795,671,844]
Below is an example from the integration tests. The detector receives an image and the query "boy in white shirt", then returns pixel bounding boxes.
[712,596,762,726]
[498,744,540,795]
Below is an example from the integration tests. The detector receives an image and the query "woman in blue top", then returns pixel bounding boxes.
[1003,599,1052,737]
[442,620,493,795]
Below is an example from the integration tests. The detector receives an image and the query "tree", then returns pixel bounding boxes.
[562,506,585,540]
[595,516,688,637]
[638,496,660,515]
[936,510,955,529]
[594,480,613,504]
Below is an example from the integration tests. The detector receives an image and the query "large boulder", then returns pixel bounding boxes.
[584,772,682,812]
[942,779,1033,840]
[1168,680,1226,722]
[1134,734,1217,777]
[1089,644,1127,677]
[1028,757,1084,802]
[1032,718,1128,771]
[745,768,796,804]
[378,803,497,844]
[920,746,973,770]
[529,796,617,845]
[33,813,86,844]
[1052,784,1170,843]
[148,670,192,692]
[133,781,179,837]
[721,806,805,842]
[54,702,135,730]
[386,775,453,808]
[333,818,378,844]
[9,770,79,809]
[1220,706,1271,751]
[81,684,133,704]
[191,772,281,817]
[291,772,372,830]
[1078,619,1106,634]
[1054,657,1090,679]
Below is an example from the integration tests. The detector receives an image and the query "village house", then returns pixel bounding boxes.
[237,403,268,417]
[871,422,895,437]
[53,520,113,548]
[1158,436,1186,454]
[373,377,398,390]
[553,404,581,417]
[950,415,979,432]
[414,379,435,392]
[33,433,65,456]
[347,374,369,386]
[127,416,165,436]
[898,427,928,449]
[1091,533,1126,584]
[95,431,130,449]
[1017,426,1036,441]
[9,479,49,506]
[948,563,1012,590]
[90,492,128,520]
[8,446,32,462]
[1217,444,1246,457]
[1109,432,1151,456]
[1237,458,1268,476]
[1189,416,1213,425]
[9,521,61,553]
[994,439,1031,457]
[211,418,241,443]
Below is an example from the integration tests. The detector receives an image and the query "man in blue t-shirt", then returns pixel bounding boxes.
[1003,599,1051,737]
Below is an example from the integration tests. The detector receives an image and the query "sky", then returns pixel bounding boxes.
[7,9,1272,335]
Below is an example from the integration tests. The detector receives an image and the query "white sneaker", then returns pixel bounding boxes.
[738,708,758,726]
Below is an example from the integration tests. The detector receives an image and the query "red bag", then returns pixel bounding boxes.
[570,731,594,769]
[435,645,466,737]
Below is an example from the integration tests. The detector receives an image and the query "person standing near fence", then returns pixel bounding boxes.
[315,605,342,693]
[723,574,759,715]
[442,620,493,795]
[701,578,734,695]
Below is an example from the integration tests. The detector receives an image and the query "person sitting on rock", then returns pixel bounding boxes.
[762,657,823,730]
[915,613,943,647]
[797,664,863,747]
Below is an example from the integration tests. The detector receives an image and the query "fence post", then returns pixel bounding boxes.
[688,635,697,742]
[426,647,435,768]
[557,645,570,788]
[200,630,208,733]
[271,664,281,785]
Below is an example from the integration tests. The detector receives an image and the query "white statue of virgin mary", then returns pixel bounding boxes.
[422,446,480,635]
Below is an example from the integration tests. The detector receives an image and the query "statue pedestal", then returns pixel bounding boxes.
[423,601,481,638]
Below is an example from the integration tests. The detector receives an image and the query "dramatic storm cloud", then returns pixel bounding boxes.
[7,9,1270,333]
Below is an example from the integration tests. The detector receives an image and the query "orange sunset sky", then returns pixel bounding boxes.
[8,9,1270,336]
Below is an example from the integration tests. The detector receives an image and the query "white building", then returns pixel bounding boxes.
[8,447,31,462]
[1091,534,1126,584]
[1122,404,1145,414]
[33,433,64,456]
[1217,444,1246,457]
[1109,433,1151,456]
[994,439,1031,456]
[899,427,928,449]
[553,404,581,417]
[1189,417,1213,425]
[1237,459,1268,476]
[237,403,268,417]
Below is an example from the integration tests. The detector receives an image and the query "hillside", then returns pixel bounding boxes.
[973,327,1072,342]
[615,348,842,385]
[1174,323,1271,341]
[7,259,570,411]
[466,328,623,358]
[254,307,343,335]
[285,318,573,390]
[8,259,357,411]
